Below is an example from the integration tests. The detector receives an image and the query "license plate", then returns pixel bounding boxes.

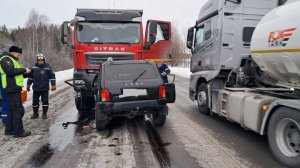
[119,89,147,98]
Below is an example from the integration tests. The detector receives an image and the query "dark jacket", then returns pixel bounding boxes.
[159,63,170,83]
[27,63,56,91]
[0,52,27,93]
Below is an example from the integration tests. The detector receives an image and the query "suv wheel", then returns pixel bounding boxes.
[152,106,168,126]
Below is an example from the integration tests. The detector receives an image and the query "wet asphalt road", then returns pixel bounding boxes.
[17,75,283,168]
[165,76,282,168]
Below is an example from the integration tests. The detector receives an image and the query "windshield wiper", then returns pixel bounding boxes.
[81,42,105,44]
[108,42,131,44]
[132,69,147,83]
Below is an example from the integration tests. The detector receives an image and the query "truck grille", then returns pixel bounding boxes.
[85,53,134,66]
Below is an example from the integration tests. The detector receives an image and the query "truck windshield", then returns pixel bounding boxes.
[76,22,141,44]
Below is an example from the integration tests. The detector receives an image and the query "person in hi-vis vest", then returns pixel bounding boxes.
[0,46,32,138]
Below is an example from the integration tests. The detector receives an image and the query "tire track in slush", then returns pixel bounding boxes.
[129,117,173,168]
[144,120,173,168]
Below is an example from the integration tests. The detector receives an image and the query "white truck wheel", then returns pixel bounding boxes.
[267,107,300,167]
[197,83,210,115]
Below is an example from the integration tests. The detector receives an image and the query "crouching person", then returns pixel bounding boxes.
[158,61,171,83]
[27,53,56,119]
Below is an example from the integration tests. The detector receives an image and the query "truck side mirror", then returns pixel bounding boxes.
[186,27,195,49]
[148,21,158,45]
[61,21,70,44]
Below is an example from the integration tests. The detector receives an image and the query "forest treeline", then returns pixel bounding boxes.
[0,9,189,71]
[0,9,72,71]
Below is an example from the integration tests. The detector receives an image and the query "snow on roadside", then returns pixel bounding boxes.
[170,66,190,79]
[23,68,74,86]
[54,69,74,83]
[23,69,74,108]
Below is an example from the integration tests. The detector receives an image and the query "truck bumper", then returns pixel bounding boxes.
[73,70,97,89]
[73,70,97,110]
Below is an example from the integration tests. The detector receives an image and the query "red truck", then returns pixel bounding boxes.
[61,9,172,112]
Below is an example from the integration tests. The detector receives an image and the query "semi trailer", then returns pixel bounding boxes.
[186,0,300,167]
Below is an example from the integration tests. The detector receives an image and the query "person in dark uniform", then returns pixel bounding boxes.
[0,50,10,124]
[158,62,171,83]
[0,46,32,137]
[27,53,56,119]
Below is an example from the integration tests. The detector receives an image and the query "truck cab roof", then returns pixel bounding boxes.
[75,9,143,22]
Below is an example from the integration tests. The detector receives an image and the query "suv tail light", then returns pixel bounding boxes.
[159,85,166,98]
[100,89,110,102]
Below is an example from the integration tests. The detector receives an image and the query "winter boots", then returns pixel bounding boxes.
[31,106,48,119]
[30,106,39,119]
[42,106,48,119]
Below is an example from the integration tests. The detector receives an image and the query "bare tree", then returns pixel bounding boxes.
[170,22,187,67]
[10,9,72,71]
[0,25,13,52]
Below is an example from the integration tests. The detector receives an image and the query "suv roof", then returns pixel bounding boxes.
[100,60,163,95]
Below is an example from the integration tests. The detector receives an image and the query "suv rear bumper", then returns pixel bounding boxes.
[96,99,167,115]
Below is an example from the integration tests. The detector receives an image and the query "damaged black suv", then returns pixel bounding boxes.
[95,60,175,130]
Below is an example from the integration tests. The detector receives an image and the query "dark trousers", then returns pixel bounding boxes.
[162,76,169,83]
[32,91,49,109]
[5,92,25,135]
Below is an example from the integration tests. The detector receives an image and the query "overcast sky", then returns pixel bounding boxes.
[0,0,208,33]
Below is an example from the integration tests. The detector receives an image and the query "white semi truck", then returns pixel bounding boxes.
[186,0,300,167]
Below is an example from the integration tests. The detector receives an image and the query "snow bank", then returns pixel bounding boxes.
[54,69,74,83]
[170,66,190,78]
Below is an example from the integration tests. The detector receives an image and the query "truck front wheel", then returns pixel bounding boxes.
[197,83,210,115]
[267,107,300,167]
